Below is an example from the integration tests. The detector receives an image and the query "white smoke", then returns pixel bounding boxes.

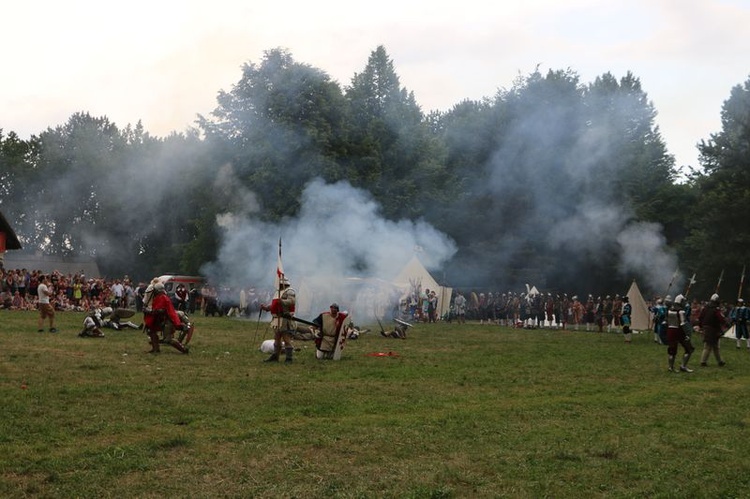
[201,177,457,320]
[617,222,681,295]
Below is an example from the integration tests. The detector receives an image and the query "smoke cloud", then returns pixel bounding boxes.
[201,174,457,320]
[451,84,681,298]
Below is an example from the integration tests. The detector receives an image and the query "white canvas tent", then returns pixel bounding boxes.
[627,280,651,331]
[392,256,453,319]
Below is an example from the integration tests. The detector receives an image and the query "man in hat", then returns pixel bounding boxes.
[731,298,749,349]
[260,277,296,363]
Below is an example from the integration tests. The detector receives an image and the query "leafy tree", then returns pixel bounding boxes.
[584,72,677,223]
[0,130,33,241]
[23,113,128,255]
[344,45,453,219]
[199,48,349,220]
[682,75,750,296]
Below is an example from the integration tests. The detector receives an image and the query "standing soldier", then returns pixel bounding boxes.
[699,293,729,366]
[585,295,596,332]
[571,296,583,330]
[603,295,614,333]
[260,277,296,363]
[665,295,695,373]
[652,298,667,344]
[621,295,632,343]
[545,293,555,328]
[453,291,467,324]
[595,296,604,333]
[554,294,565,329]
[731,298,749,350]
[612,294,623,332]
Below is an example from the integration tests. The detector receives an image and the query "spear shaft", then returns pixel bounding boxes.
[738,265,746,301]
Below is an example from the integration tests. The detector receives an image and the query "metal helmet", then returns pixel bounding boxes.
[674,294,685,306]
[710,293,720,303]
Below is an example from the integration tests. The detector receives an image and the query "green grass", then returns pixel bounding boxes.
[1,311,749,498]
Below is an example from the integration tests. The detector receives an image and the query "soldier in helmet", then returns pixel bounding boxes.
[260,277,296,363]
[621,296,632,343]
[698,293,729,366]
[603,295,614,333]
[651,297,667,344]
[665,294,695,372]
[731,298,749,349]
[79,308,105,338]
[143,280,188,354]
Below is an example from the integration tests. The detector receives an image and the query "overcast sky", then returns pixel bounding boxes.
[2,0,748,171]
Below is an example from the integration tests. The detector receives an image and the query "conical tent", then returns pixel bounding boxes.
[627,280,651,331]
[392,255,453,318]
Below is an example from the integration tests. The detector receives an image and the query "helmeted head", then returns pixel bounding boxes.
[674,294,685,306]
[330,303,340,315]
[664,295,673,307]
[710,293,720,304]
[739,298,745,305]
[279,277,290,287]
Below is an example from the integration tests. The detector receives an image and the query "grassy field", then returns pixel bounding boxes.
[1,310,749,498]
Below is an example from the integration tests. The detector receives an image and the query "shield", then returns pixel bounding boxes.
[395,318,413,328]
[114,308,136,319]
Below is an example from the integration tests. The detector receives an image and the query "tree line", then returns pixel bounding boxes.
[1,46,748,299]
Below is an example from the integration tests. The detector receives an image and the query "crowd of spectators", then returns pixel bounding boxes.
[0,265,138,312]
[0,264,274,319]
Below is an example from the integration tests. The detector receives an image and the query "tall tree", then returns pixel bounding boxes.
[344,45,453,219]
[24,113,128,255]
[199,48,349,220]
[682,75,750,295]
[0,130,33,240]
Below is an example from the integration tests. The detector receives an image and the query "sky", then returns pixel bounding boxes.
[2,0,749,171]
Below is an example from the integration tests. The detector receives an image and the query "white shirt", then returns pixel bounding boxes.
[38,283,51,305]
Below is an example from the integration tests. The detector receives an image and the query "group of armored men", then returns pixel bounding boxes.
[463,292,629,328]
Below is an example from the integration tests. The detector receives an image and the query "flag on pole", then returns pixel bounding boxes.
[274,238,284,291]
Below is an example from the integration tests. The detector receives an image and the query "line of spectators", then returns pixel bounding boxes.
[0,265,138,312]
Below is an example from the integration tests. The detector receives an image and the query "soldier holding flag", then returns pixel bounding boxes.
[260,240,297,364]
